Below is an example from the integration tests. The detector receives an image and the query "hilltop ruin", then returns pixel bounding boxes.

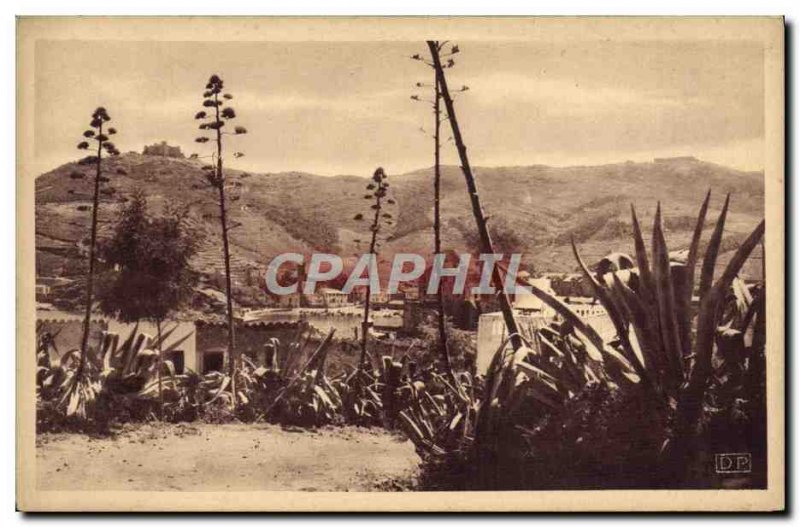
[143,140,184,158]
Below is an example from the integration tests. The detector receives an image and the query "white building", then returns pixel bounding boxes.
[512,277,558,316]
[314,288,351,307]
[476,311,552,374]
[475,296,614,374]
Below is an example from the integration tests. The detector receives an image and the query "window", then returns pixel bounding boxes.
[203,351,224,373]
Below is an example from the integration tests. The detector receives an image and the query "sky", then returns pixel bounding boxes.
[33,39,765,177]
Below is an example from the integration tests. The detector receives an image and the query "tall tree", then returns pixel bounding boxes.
[75,107,120,378]
[97,190,197,417]
[194,74,247,392]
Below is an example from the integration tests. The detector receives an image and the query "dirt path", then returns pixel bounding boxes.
[36,423,420,492]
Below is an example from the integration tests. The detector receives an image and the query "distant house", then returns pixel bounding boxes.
[348,287,389,306]
[275,292,302,309]
[385,299,405,311]
[244,265,264,287]
[563,297,608,320]
[368,290,390,305]
[301,287,350,308]
[398,284,420,301]
[317,288,350,307]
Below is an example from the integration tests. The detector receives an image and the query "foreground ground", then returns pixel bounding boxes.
[36,423,420,492]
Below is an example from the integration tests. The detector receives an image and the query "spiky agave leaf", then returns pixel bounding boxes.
[571,238,647,384]
[630,205,656,305]
[652,204,684,388]
[608,272,663,387]
[698,194,730,301]
[673,216,764,456]
[674,190,712,364]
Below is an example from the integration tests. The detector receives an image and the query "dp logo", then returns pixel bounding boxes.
[715,453,752,474]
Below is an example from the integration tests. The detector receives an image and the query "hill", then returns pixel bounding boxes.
[35,152,765,300]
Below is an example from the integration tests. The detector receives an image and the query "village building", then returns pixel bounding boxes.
[243,265,264,288]
[348,287,390,306]
[305,287,351,308]
[36,311,304,375]
[194,319,304,373]
[275,292,302,309]
[399,284,420,301]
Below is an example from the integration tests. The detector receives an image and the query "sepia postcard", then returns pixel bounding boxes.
[16,16,785,512]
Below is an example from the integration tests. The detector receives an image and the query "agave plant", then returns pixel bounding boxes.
[137,327,338,425]
[262,329,345,426]
[568,193,764,464]
[449,193,764,488]
[338,368,384,426]
[135,369,204,422]
[708,277,766,405]
[396,366,476,457]
[36,322,193,424]
[36,322,66,402]
[274,369,343,426]
[470,274,642,467]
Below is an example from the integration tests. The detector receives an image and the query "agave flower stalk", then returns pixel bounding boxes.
[353,168,392,371]
[194,74,247,395]
[426,41,523,352]
[411,42,469,382]
[430,71,454,380]
[76,107,119,378]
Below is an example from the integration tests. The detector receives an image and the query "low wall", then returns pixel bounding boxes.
[37,315,107,362]
[475,309,616,374]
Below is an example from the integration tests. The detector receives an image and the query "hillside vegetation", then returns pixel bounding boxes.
[35,152,764,285]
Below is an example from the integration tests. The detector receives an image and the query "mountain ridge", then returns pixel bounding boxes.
[35,150,765,289]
